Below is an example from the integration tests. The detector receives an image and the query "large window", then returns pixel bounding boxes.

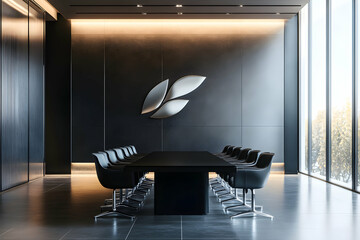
[300,0,359,192]
[310,0,327,179]
[330,0,353,187]
[300,4,309,173]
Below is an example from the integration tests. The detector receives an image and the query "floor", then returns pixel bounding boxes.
[0,174,359,240]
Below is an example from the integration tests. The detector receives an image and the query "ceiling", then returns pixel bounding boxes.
[47,0,309,19]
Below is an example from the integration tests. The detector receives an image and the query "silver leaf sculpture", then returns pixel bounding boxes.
[141,79,169,114]
[164,75,206,102]
[150,99,189,119]
[141,75,206,119]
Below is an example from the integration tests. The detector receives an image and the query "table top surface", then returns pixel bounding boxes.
[125,151,236,172]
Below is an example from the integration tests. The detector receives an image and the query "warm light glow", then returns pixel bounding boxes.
[176,4,183,8]
[137,4,143,8]
[3,0,28,16]
[33,0,57,20]
[177,12,183,15]
[239,5,243,8]
[71,19,285,35]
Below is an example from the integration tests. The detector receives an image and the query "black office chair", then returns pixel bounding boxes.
[226,152,275,219]
[218,150,260,203]
[93,153,137,220]
[215,145,231,156]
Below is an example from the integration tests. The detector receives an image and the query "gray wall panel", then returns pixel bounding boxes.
[105,36,162,153]
[29,4,44,180]
[72,34,105,162]
[162,36,242,127]
[242,33,285,127]
[163,127,242,153]
[45,14,71,174]
[71,28,285,163]
[242,127,284,162]
[284,15,299,173]
[1,0,29,190]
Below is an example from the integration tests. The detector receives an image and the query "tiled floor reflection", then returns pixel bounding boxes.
[0,174,359,240]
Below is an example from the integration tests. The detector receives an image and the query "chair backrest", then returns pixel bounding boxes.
[226,146,235,155]
[126,146,134,155]
[114,148,125,160]
[256,152,275,168]
[245,150,261,163]
[105,150,119,164]
[92,153,109,168]
[121,147,131,157]
[130,145,138,154]
[222,145,231,153]
[237,148,251,160]
[230,147,241,157]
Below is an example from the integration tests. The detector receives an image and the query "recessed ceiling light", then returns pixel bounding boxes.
[176,4,182,8]
[239,5,243,7]
[142,12,147,15]
[137,4,143,8]
[178,12,183,15]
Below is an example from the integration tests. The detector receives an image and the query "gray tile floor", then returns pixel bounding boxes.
[0,174,359,240]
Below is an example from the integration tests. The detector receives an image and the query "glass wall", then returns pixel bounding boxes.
[357,0,360,192]
[330,0,353,187]
[299,0,359,192]
[299,4,309,173]
[310,0,327,179]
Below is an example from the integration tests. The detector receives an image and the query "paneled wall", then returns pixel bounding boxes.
[71,20,285,163]
[45,14,71,174]
[0,1,45,190]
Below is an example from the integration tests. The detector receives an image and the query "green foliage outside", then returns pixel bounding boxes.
[308,101,357,185]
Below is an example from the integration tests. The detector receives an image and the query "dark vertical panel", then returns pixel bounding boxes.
[162,35,242,152]
[29,3,44,180]
[1,0,29,190]
[45,14,71,174]
[105,35,162,154]
[241,33,285,163]
[72,34,104,162]
[284,15,299,173]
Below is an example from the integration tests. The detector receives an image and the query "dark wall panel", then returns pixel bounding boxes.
[45,14,71,174]
[1,1,29,190]
[71,26,285,163]
[105,36,162,154]
[72,34,104,162]
[29,4,44,180]
[284,15,299,173]
[162,35,243,153]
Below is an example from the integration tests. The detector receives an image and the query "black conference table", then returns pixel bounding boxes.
[125,151,236,215]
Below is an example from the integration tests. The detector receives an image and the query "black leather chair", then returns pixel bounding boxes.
[93,153,137,220]
[216,145,231,156]
[226,152,275,219]
[218,150,260,203]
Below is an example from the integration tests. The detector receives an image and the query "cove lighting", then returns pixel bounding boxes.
[71,19,285,35]
[3,0,28,16]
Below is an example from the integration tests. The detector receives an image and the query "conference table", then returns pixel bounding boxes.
[125,151,236,215]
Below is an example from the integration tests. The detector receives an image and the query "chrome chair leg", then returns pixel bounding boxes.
[95,189,136,220]
[230,189,273,220]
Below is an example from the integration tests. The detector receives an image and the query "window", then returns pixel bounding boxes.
[300,4,309,173]
[330,0,353,187]
[299,0,359,192]
[310,0,327,179]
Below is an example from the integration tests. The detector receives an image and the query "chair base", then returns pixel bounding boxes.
[227,189,273,220]
[231,210,273,220]
[95,209,135,220]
